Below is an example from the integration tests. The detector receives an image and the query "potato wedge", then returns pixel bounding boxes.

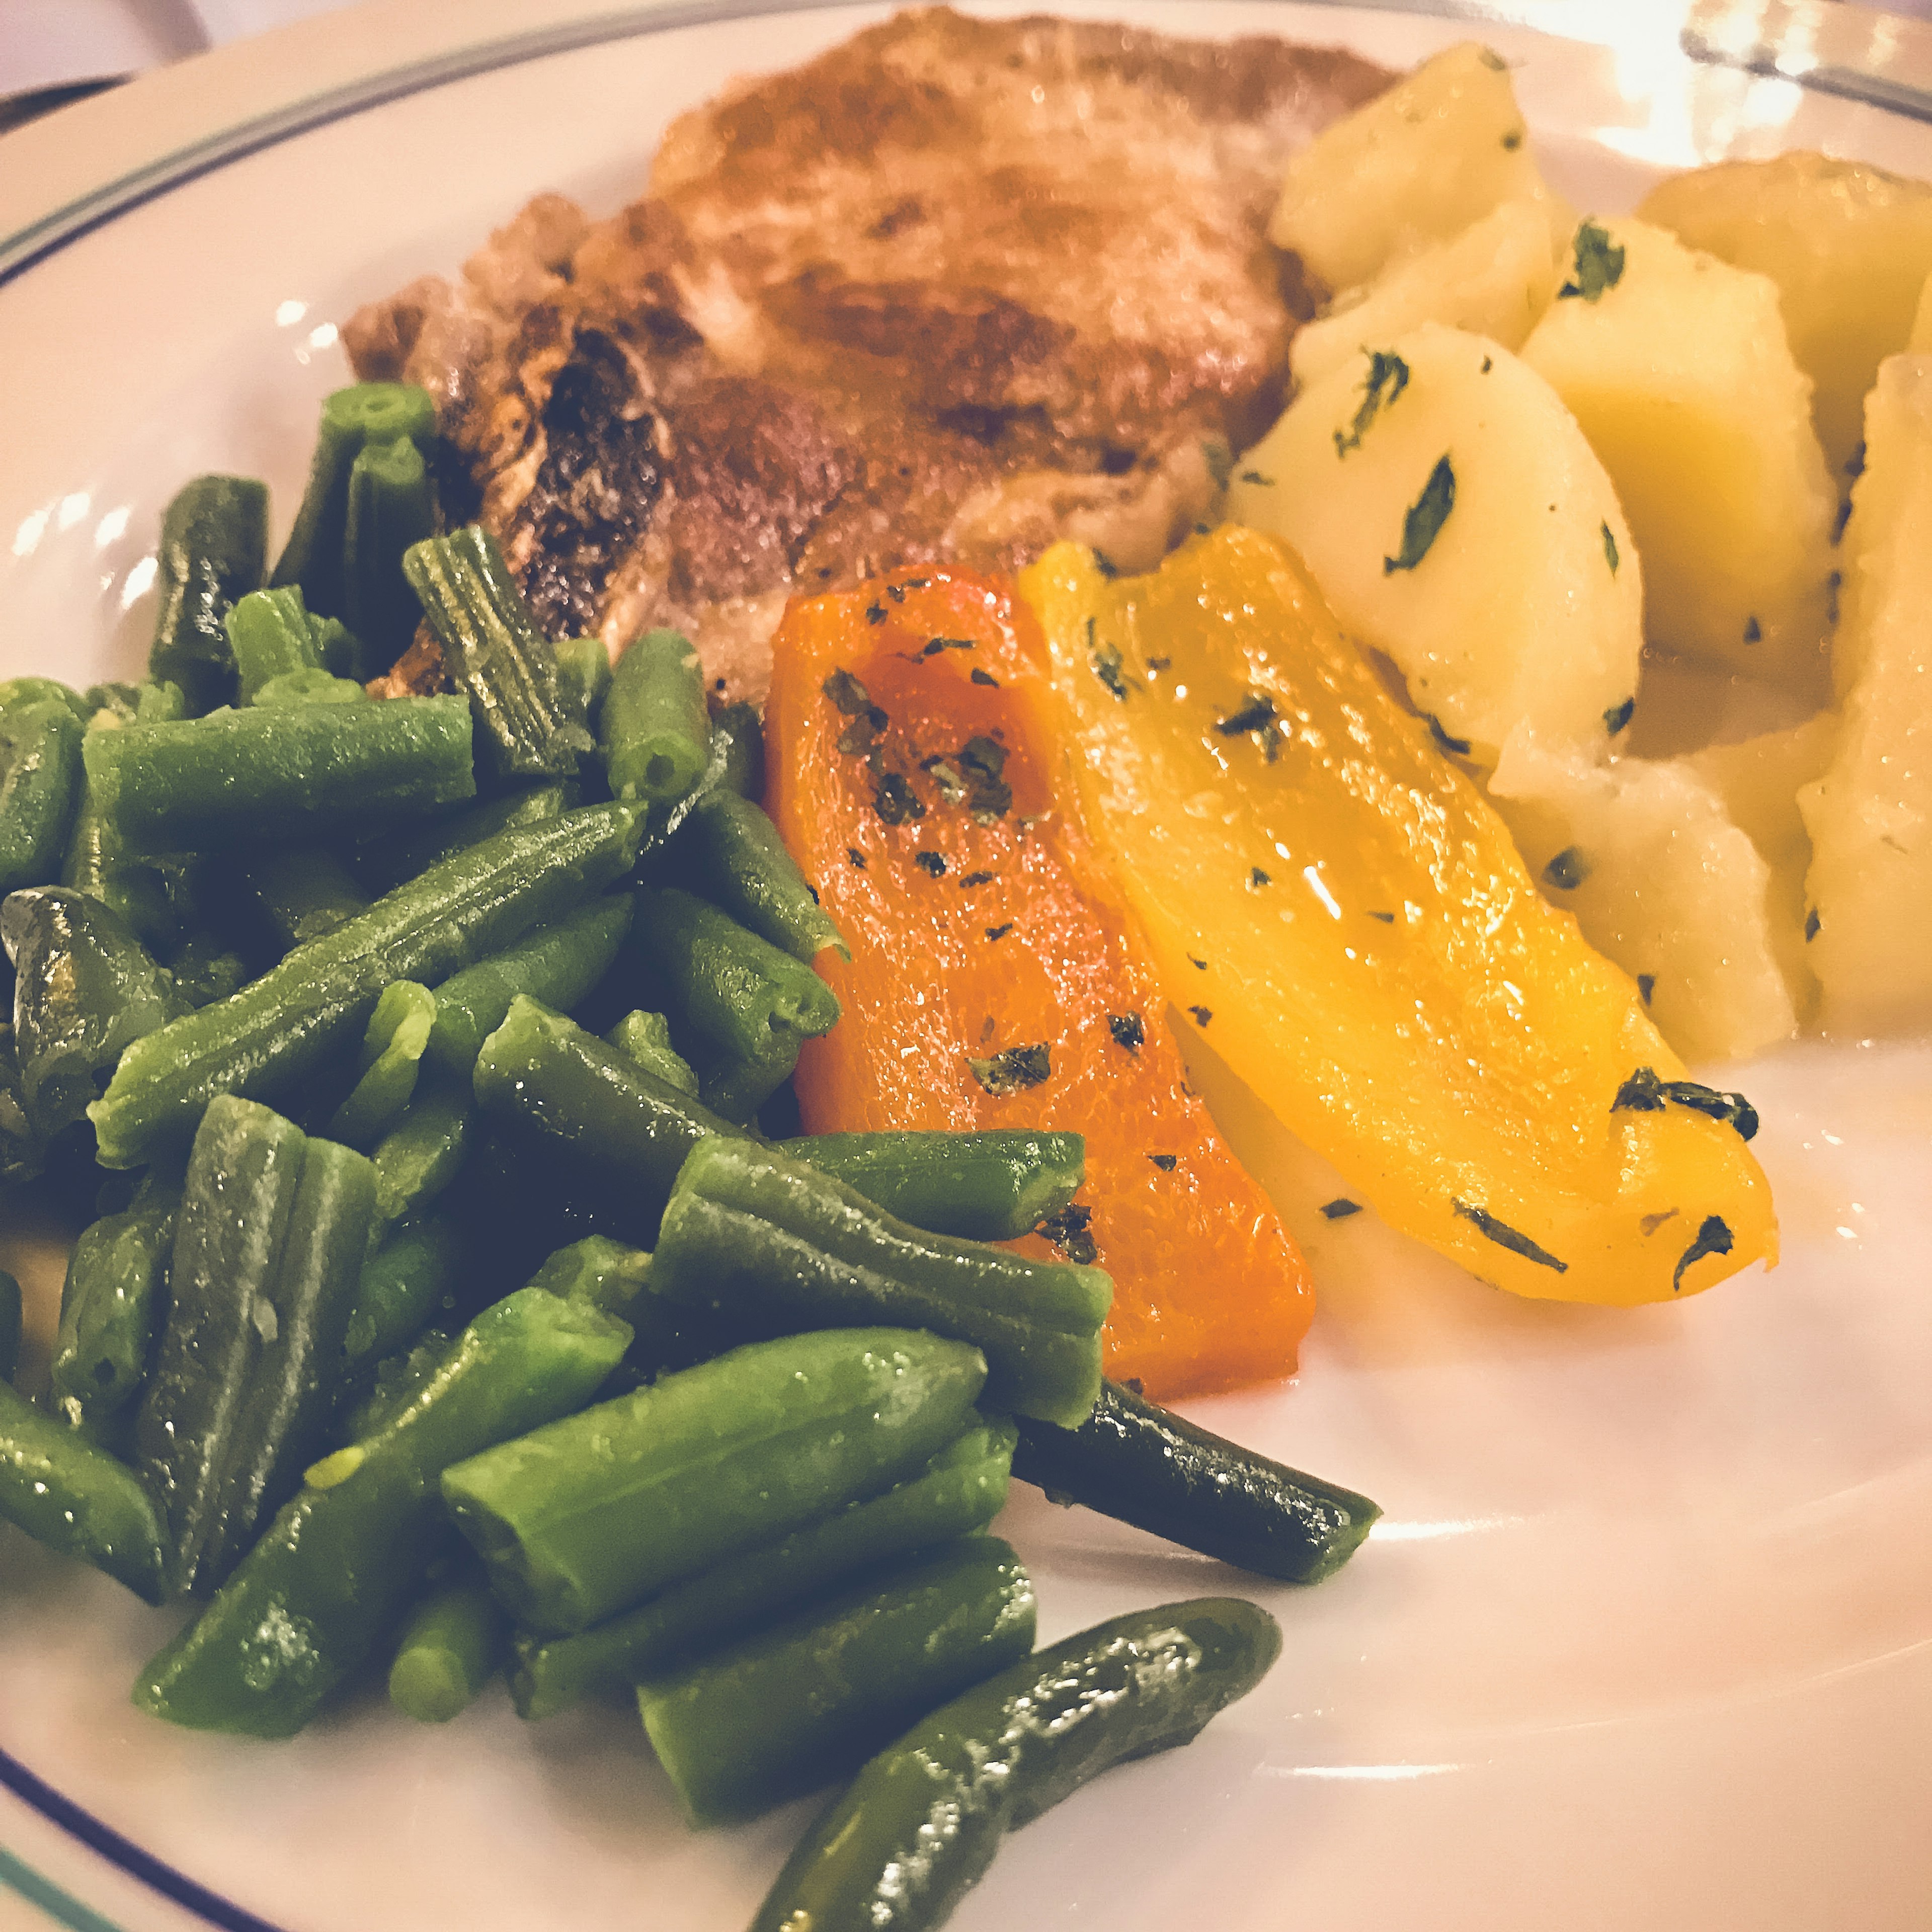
[1291,200,1560,388]
[1800,353,1932,1034]
[1521,216,1836,692]
[1268,42,1563,293]
[1229,323,1640,766]
[1639,152,1932,492]
[1487,734,1802,1063]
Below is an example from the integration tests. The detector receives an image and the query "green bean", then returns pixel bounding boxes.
[602,1008,696,1096]
[225,585,327,702]
[511,1417,1015,1720]
[2,887,189,1144]
[661,790,846,962]
[1,677,89,722]
[82,696,474,856]
[50,1176,179,1421]
[0,1377,166,1601]
[471,996,740,1243]
[651,1137,1110,1427]
[273,382,437,619]
[344,1215,461,1373]
[554,636,611,733]
[523,1236,650,1319]
[327,981,436,1147]
[354,782,569,897]
[389,1577,508,1723]
[166,934,249,1010]
[91,800,649,1169]
[404,526,588,781]
[0,1031,40,1186]
[424,895,632,1078]
[132,1096,373,1592]
[0,1269,20,1385]
[370,1069,472,1225]
[442,1326,987,1635]
[752,1597,1283,1932]
[1012,1378,1381,1583]
[338,1328,454,1445]
[0,698,85,893]
[342,434,435,675]
[783,1129,1084,1241]
[599,629,709,806]
[150,475,268,715]
[194,1134,378,1585]
[253,666,367,707]
[640,1536,1035,1826]
[239,847,370,953]
[626,886,839,1122]
[134,1282,629,1735]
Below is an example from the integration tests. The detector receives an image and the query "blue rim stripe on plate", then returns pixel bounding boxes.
[0,0,870,288]
[0,1845,132,1932]
[0,1747,292,1932]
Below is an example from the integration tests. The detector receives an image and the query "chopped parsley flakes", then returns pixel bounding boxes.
[914,850,946,877]
[1542,846,1588,892]
[1334,350,1411,460]
[1108,1012,1145,1053]
[1215,693,1277,738]
[1559,219,1626,302]
[1603,695,1634,736]
[1602,522,1620,576]
[1035,1202,1096,1264]
[1384,456,1455,574]
[1613,1067,1759,1142]
[968,1042,1051,1096]
[822,669,871,714]
[1452,1198,1568,1272]
[1674,1214,1733,1291]
[1148,1154,1179,1172]
[1319,1198,1362,1220]
[872,772,925,826]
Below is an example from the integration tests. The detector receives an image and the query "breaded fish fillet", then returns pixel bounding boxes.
[347,6,1388,698]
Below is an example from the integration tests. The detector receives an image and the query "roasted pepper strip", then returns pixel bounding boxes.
[1017,529,1778,1304]
[765,566,1314,1397]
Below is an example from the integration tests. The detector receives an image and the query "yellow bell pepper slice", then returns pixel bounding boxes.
[1016,526,1776,1304]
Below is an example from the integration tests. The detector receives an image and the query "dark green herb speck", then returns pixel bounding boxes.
[914,850,946,877]
[1035,1202,1095,1265]
[1604,695,1634,735]
[985,922,1013,942]
[1427,714,1472,758]
[872,772,925,826]
[1215,694,1277,738]
[1542,846,1588,891]
[1602,522,1620,576]
[1319,1198,1362,1221]
[823,669,871,714]
[970,668,999,687]
[1674,1214,1733,1291]
[1249,866,1271,889]
[1805,908,1820,941]
[1187,1005,1212,1027]
[1090,549,1119,580]
[1559,219,1626,302]
[1637,973,1655,1004]
[1613,1066,1758,1141]
[968,1042,1051,1096]
[1367,909,1395,924]
[1452,1198,1568,1272]
[1108,1012,1144,1054]
[865,602,887,625]
[1743,615,1761,643]
[847,847,867,869]
[1334,350,1411,459]
[1384,456,1456,574]
[1148,1155,1178,1172]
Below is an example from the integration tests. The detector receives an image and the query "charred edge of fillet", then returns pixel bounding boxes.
[516,328,665,637]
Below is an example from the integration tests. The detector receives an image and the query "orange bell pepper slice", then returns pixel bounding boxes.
[764,566,1313,1400]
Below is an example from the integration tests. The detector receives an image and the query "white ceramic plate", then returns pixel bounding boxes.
[3,4,1930,1928]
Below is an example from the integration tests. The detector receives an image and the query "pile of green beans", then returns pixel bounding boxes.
[0,395,1387,1932]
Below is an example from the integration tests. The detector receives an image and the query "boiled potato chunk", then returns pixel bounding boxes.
[1228,324,1640,766]
[1488,734,1801,1063]
[1291,200,1560,388]
[1521,216,1836,691]
[1638,153,1932,491]
[1269,43,1562,293]
[1800,353,1932,1034]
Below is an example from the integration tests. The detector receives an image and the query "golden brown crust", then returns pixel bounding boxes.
[345,7,1390,700]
